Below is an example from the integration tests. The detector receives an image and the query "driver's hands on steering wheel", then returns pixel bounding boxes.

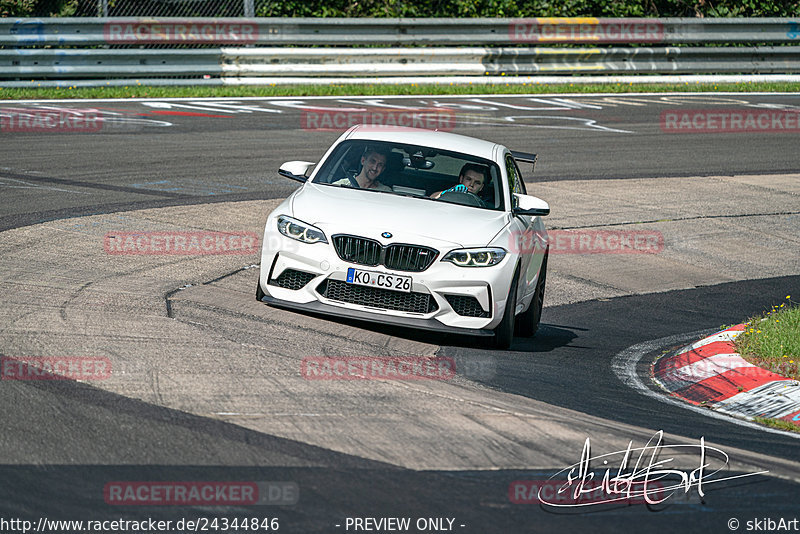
[438,184,486,207]
[442,184,467,194]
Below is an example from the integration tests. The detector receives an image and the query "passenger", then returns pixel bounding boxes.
[431,163,487,199]
[331,146,392,191]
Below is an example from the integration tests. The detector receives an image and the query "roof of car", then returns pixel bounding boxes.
[344,125,500,161]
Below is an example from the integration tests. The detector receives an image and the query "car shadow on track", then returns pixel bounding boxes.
[320,311,583,355]
[506,322,585,354]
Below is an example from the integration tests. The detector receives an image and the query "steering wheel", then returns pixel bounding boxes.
[438,190,486,208]
[329,164,358,186]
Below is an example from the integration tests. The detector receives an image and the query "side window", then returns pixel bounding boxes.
[505,154,522,207]
[313,143,361,184]
[513,160,528,194]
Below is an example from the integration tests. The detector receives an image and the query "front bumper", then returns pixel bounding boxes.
[259,294,495,336]
[258,229,517,333]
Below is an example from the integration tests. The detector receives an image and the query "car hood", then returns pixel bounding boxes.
[290,183,509,248]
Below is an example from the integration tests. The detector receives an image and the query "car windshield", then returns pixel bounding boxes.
[311,140,504,211]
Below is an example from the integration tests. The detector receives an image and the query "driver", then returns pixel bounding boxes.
[331,146,392,191]
[430,163,487,200]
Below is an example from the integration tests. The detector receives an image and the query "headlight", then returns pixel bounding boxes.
[441,248,506,267]
[277,215,328,244]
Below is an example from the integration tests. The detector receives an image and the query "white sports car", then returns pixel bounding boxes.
[256,125,550,349]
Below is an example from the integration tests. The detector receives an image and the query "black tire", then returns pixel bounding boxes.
[516,253,547,338]
[492,270,519,350]
[256,278,265,301]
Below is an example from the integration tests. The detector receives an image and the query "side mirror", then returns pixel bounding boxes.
[278,161,315,183]
[512,193,550,217]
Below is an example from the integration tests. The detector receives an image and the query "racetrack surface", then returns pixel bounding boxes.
[1,94,799,533]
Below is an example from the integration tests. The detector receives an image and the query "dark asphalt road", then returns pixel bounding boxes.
[2,93,800,231]
[441,275,800,460]
[1,277,798,532]
[1,93,799,533]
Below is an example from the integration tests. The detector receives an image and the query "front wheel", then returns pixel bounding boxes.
[256,278,265,301]
[492,271,518,350]
[516,253,547,338]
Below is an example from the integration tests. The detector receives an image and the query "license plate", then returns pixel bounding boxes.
[346,267,412,293]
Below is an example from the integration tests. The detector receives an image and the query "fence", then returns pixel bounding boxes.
[1,18,799,86]
[9,0,256,17]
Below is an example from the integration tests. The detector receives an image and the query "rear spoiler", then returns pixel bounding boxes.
[511,151,538,171]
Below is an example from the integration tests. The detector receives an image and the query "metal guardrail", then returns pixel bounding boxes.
[1,18,799,85]
[0,49,222,77]
[4,46,799,80]
[223,47,800,76]
[1,17,799,46]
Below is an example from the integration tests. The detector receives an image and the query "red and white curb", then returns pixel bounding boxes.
[653,324,800,426]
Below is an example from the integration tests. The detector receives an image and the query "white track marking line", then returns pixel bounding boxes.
[0,91,797,105]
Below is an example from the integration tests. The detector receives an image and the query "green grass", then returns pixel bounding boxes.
[1,81,800,100]
[752,417,800,434]
[735,296,800,381]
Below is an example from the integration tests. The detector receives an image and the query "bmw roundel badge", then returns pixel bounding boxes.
[381,232,392,239]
